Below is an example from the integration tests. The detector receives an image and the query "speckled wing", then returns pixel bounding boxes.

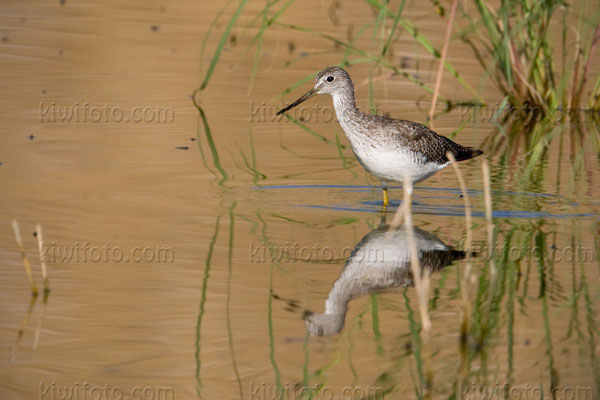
[391,119,483,164]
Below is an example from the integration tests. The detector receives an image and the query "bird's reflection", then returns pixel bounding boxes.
[304,214,466,336]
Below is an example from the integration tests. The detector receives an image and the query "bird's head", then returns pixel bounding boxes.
[276,66,353,115]
[303,310,345,336]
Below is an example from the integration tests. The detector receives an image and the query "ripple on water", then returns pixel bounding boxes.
[253,184,597,219]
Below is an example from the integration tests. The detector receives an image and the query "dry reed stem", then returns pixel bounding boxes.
[360,71,395,86]
[388,177,432,395]
[10,296,36,364]
[569,39,582,110]
[403,194,433,397]
[576,21,600,104]
[446,152,473,378]
[33,298,48,350]
[35,224,50,293]
[12,220,37,296]
[512,59,547,112]
[446,152,473,270]
[405,185,433,394]
[389,196,404,228]
[402,183,432,334]
[428,0,458,129]
[481,160,496,278]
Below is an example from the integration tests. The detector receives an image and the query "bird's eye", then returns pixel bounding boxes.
[326,76,335,82]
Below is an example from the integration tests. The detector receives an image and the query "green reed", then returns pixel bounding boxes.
[224,174,598,399]
[199,0,483,103]
[239,128,267,185]
[226,203,244,399]
[403,289,426,400]
[257,214,283,395]
[459,0,600,113]
[193,2,599,396]
[371,295,385,357]
[282,4,595,175]
[199,0,248,90]
[571,222,600,394]
[197,0,599,185]
[195,214,222,397]
[193,101,229,186]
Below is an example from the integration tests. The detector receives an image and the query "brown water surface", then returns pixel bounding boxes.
[1,1,599,399]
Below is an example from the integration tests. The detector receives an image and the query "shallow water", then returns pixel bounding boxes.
[1,1,599,399]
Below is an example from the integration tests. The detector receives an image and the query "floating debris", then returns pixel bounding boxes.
[346,24,354,42]
[400,56,411,69]
[28,134,35,141]
[175,146,189,150]
[150,25,160,32]
[287,300,299,308]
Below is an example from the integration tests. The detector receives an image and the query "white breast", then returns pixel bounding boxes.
[352,147,448,184]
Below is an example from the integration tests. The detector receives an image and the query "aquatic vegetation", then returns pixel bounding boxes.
[457,0,600,119]
[197,0,599,182]
[457,0,600,176]
[191,5,599,395]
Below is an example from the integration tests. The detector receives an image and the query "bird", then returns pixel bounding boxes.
[303,213,466,336]
[276,66,483,206]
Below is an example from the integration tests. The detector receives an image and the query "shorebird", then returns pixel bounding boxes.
[276,66,483,206]
[303,214,466,336]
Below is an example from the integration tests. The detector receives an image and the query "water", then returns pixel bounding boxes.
[1,1,599,399]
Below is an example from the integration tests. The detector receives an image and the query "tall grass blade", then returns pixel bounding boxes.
[199,0,236,83]
[200,0,249,90]
[428,0,458,128]
[195,215,222,397]
[225,203,243,399]
[194,102,229,185]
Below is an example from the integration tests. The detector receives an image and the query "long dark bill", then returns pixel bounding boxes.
[276,88,318,115]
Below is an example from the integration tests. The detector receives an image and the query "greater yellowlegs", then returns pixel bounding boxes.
[277,66,483,205]
[303,213,466,336]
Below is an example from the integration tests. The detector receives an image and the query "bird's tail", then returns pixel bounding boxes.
[455,147,483,161]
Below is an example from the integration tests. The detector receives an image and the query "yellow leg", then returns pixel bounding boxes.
[382,187,389,206]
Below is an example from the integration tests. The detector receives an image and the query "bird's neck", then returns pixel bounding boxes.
[323,279,352,316]
[332,90,360,128]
